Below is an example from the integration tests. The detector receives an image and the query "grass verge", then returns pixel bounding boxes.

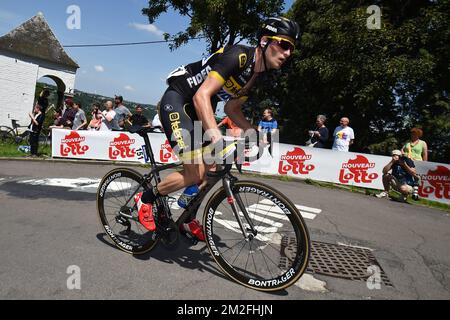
[0,142,52,158]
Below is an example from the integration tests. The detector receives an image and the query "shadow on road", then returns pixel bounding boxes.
[96,233,288,296]
[0,181,97,201]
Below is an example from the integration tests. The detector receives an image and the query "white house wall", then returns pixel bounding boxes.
[0,54,39,128]
[37,62,76,94]
[0,54,77,128]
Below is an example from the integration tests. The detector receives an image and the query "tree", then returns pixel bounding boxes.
[142,0,284,53]
[142,0,449,162]
[272,0,449,162]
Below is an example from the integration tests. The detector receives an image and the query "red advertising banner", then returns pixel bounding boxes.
[52,129,449,205]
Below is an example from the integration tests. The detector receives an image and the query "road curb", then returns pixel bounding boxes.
[1,157,448,212]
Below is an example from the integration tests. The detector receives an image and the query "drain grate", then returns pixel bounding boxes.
[306,241,394,287]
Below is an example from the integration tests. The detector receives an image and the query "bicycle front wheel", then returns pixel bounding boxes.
[97,168,158,255]
[203,181,310,291]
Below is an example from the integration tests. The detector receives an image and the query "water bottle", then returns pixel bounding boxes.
[18,145,30,153]
[178,185,199,209]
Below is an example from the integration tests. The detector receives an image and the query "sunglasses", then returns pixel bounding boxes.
[267,36,295,53]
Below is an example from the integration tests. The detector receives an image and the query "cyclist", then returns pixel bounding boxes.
[135,17,300,241]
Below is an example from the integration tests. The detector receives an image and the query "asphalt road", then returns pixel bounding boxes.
[0,159,449,300]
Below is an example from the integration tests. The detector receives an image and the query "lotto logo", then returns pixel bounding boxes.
[108,133,136,160]
[419,166,450,200]
[278,147,315,175]
[60,131,89,156]
[339,155,378,184]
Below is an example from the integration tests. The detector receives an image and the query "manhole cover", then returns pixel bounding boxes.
[306,241,393,287]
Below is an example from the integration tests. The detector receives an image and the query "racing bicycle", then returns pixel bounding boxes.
[96,126,310,291]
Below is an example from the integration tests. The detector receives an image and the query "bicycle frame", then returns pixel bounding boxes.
[119,129,258,240]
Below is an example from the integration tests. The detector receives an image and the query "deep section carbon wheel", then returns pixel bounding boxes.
[97,168,158,255]
[203,181,310,291]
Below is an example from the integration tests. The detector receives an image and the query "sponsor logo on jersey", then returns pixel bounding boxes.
[216,76,244,101]
[169,112,186,149]
[186,65,212,88]
[242,66,252,78]
[239,53,247,68]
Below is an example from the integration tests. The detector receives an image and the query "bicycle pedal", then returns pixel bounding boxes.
[160,228,178,247]
[181,231,199,245]
[115,216,131,227]
[115,216,131,235]
[165,226,175,233]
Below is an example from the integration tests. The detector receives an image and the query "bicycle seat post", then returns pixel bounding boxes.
[140,130,162,184]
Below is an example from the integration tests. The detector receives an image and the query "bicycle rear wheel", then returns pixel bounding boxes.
[203,180,310,291]
[97,168,158,255]
[39,129,50,146]
[0,128,16,144]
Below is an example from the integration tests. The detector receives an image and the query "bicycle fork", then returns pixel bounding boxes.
[222,176,258,241]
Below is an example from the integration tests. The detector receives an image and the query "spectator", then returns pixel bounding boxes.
[61,99,77,129]
[129,105,150,128]
[152,113,163,132]
[258,108,278,145]
[376,150,419,202]
[332,117,355,152]
[36,88,50,115]
[402,128,428,161]
[28,104,45,157]
[47,110,63,142]
[72,102,87,130]
[218,116,242,138]
[51,110,63,127]
[101,100,121,131]
[87,103,104,131]
[114,95,132,129]
[306,115,329,148]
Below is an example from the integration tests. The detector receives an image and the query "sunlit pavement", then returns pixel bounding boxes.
[0,159,449,300]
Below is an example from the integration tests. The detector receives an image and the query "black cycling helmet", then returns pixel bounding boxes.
[258,17,300,44]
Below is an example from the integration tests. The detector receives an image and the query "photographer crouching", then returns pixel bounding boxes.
[376,150,420,202]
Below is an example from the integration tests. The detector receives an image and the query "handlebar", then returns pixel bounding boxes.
[207,137,266,178]
[129,125,266,178]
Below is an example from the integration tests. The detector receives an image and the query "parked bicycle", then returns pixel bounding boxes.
[0,119,49,146]
[96,126,310,291]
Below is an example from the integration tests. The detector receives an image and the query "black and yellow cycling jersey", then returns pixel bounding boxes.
[167,44,257,105]
[159,44,257,161]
